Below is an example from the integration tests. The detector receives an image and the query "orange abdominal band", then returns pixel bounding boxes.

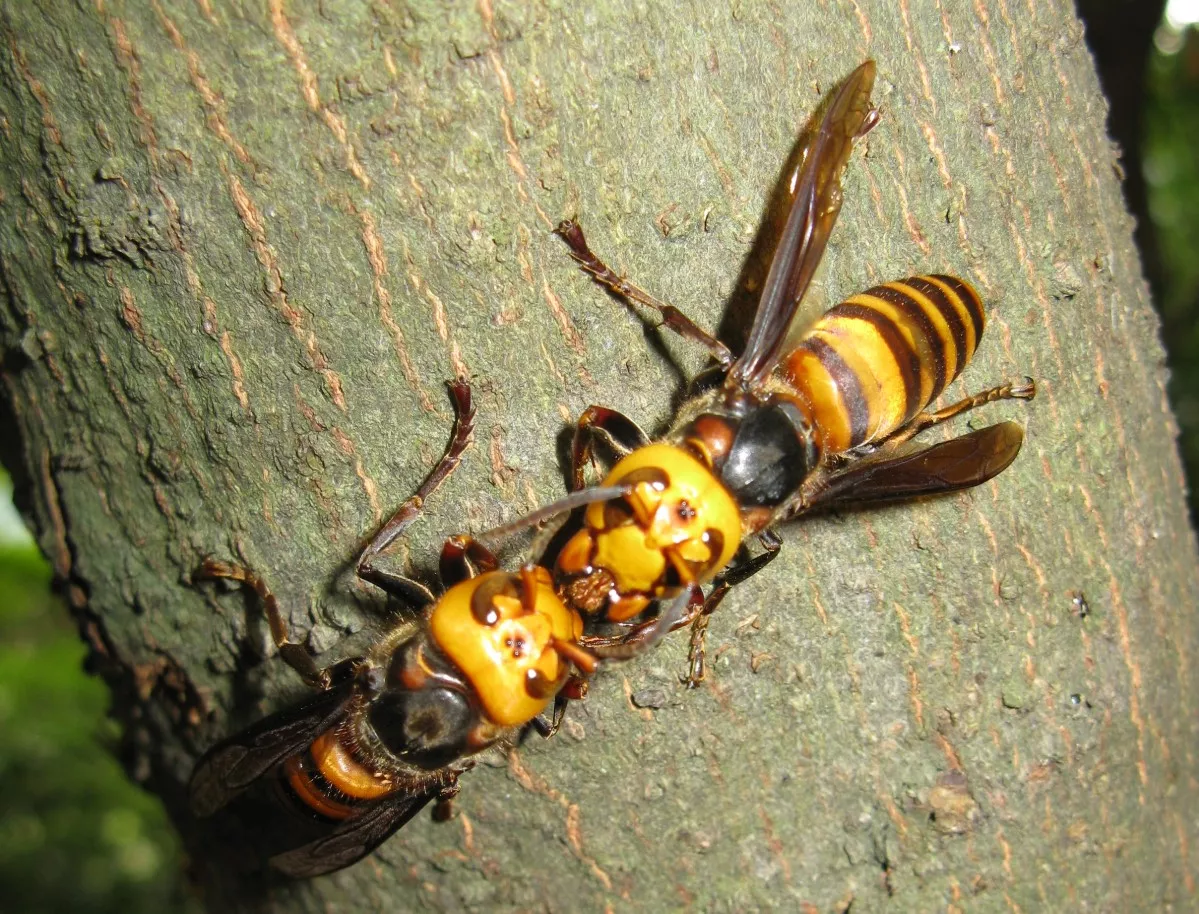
[284,729,396,820]
[284,754,355,820]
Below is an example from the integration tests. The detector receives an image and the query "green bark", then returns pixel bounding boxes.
[1,0,1196,911]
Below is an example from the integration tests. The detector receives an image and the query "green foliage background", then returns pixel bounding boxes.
[1145,29,1199,519]
[0,473,198,914]
[0,19,1194,914]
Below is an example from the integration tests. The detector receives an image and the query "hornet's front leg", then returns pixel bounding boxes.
[571,404,650,490]
[684,530,782,688]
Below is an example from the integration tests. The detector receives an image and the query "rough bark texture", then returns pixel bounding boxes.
[1,1,1196,911]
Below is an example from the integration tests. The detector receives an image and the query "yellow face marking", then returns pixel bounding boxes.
[556,528,595,575]
[592,523,667,594]
[430,569,583,728]
[584,444,741,595]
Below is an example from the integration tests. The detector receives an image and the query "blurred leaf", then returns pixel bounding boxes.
[1145,26,1199,521]
[0,471,198,914]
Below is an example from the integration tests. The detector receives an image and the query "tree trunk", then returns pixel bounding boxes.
[2,1,1196,911]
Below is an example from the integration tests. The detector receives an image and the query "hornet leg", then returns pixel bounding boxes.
[195,558,330,690]
[530,675,592,739]
[431,780,462,823]
[685,530,782,688]
[357,379,477,601]
[885,377,1035,449]
[571,404,650,490]
[437,534,500,588]
[555,219,734,369]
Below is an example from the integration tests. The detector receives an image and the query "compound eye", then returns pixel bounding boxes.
[525,667,560,700]
[469,574,520,625]
[700,529,724,569]
[621,466,669,490]
[603,466,670,529]
[602,497,635,529]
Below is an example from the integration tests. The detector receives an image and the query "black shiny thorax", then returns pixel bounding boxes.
[669,384,821,511]
[364,635,492,772]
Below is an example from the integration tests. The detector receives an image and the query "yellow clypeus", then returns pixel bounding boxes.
[430,568,582,727]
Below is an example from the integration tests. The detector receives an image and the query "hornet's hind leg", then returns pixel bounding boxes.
[555,219,734,369]
[884,377,1036,449]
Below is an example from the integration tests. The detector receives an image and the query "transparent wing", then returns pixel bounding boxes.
[788,422,1025,516]
[732,60,878,390]
[268,790,439,879]
[188,675,356,818]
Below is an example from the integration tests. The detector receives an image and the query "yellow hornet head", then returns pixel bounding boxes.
[583,443,742,597]
[430,568,584,727]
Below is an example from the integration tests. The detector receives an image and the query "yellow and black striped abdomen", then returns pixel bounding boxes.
[781,275,985,453]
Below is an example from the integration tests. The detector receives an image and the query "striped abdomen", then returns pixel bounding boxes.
[780,275,985,454]
[282,727,396,821]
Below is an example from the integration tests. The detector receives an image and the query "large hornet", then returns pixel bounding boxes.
[189,382,613,878]
[551,60,1035,679]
